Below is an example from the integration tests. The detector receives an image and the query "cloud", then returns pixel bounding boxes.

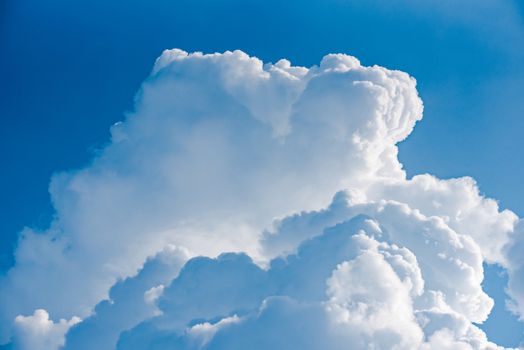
[11,309,79,350]
[503,220,524,322]
[264,188,511,322]
[63,245,189,350]
[0,49,522,348]
[115,214,502,349]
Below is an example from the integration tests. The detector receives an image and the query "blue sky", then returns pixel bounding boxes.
[1,0,524,347]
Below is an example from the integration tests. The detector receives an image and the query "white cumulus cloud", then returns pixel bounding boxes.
[0,49,522,349]
[12,309,80,350]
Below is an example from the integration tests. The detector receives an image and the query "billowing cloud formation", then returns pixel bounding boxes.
[114,214,501,349]
[63,246,189,350]
[0,50,522,349]
[12,309,79,350]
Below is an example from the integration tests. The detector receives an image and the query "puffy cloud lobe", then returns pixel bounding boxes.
[264,191,492,323]
[0,49,522,349]
[264,174,517,267]
[63,245,189,350]
[367,175,518,265]
[12,309,79,350]
[324,248,423,349]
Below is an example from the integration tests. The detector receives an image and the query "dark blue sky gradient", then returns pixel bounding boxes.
[1,0,524,345]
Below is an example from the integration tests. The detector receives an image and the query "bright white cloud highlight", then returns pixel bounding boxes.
[12,309,80,350]
[0,49,522,349]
